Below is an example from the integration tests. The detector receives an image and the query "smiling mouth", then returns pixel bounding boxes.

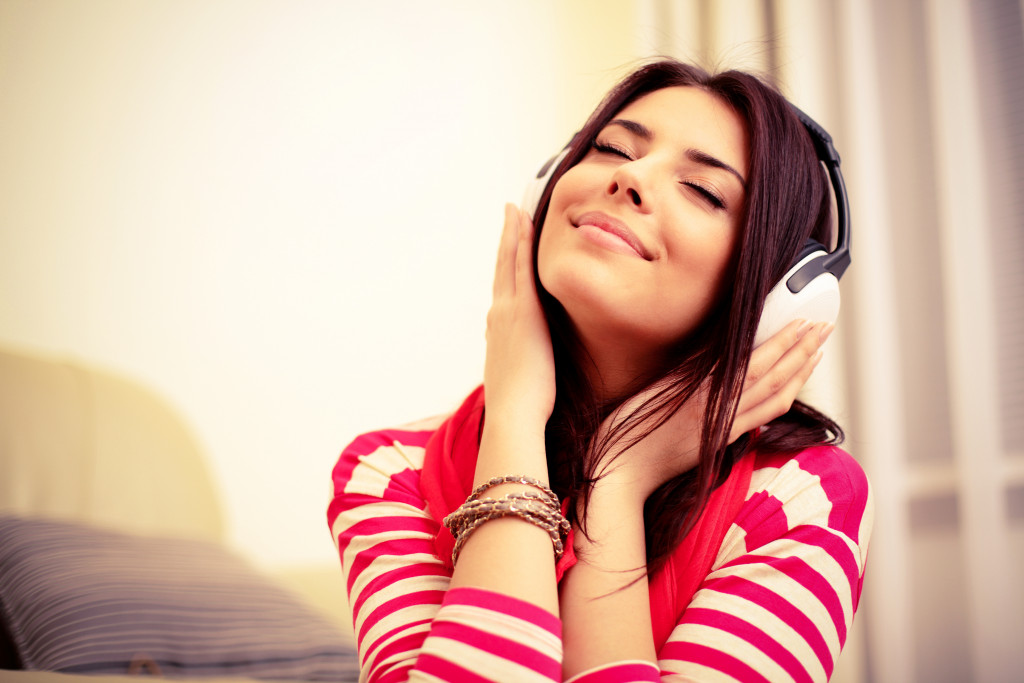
[574,211,653,260]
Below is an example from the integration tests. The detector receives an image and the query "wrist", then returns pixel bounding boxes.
[573,479,647,558]
[482,398,551,435]
[588,466,654,513]
[480,412,547,453]
[475,419,549,487]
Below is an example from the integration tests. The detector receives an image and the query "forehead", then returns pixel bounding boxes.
[612,86,750,177]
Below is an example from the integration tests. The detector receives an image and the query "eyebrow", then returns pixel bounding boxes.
[607,117,748,188]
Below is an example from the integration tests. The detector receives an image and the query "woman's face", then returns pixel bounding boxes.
[538,86,749,359]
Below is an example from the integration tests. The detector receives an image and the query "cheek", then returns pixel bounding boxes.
[660,227,738,310]
[535,182,573,290]
[685,241,734,286]
[664,209,739,277]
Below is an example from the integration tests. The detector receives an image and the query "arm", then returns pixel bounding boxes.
[447,203,560,612]
[556,447,872,683]
[559,479,659,680]
[559,321,834,681]
[658,447,872,682]
[328,205,564,682]
[328,427,563,682]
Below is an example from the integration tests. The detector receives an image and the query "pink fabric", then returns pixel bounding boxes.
[568,662,660,682]
[419,385,755,650]
[329,425,871,681]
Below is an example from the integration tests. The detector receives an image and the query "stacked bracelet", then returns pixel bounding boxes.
[442,476,569,565]
[466,475,560,508]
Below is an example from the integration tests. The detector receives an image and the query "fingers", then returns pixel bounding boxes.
[492,203,535,299]
[492,203,520,298]
[731,319,832,438]
[744,319,810,384]
[514,207,537,296]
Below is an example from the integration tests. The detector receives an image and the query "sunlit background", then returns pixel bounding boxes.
[1,1,1021,681]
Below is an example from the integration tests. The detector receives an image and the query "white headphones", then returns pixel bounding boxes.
[522,104,851,348]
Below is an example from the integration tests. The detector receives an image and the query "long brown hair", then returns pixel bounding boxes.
[532,60,841,573]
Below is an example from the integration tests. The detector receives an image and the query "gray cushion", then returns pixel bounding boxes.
[0,515,357,680]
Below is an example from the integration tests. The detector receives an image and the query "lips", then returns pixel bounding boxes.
[574,211,653,260]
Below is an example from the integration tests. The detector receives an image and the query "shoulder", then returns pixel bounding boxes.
[753,445,870,518]
[753,444,868,490]
[329,415,446,508]
[672,446,873,681]
[731,445,873,556]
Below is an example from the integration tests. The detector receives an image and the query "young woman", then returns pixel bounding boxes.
[328,59,872,682]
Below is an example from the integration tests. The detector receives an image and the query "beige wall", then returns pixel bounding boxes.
[0,0,646,568]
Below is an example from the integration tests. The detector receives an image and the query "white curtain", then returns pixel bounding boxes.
[640,1,1024,681]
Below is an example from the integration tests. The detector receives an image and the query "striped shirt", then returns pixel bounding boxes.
[328,418,872,682]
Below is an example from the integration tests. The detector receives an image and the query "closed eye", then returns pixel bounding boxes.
[683,181,726,210]
[592,140,634,160]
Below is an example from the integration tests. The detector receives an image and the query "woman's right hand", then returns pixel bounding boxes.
[482,203,556,431]
[453,205,559,612]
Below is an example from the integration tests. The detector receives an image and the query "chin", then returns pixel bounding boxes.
[548,285,668,350]
[540,261,619,320]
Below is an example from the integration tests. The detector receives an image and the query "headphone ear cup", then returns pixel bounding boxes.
[754,250,841,348]
[522,148,570,220]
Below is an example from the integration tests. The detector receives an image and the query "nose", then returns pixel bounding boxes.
[607,162,650,211]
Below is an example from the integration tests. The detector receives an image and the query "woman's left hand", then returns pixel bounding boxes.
[731,318,832,440]
[595,319,832,502]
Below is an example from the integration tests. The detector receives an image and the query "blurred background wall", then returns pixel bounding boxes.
[1,1,1021,681]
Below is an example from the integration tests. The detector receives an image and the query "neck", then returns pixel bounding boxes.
[571,324,665,404]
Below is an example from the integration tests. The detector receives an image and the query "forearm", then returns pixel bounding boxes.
[447,202,561,614]
[447,418,560,615]
[332,427,565,682]
[559,481,657,679]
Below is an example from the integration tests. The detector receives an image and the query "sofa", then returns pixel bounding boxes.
[0,345,359,681]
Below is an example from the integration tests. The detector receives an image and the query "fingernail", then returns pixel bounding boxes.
[795,320,812,338]
[819,323,835,344]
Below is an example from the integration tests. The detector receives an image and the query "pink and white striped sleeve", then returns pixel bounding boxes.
[327,426,563,683]
[657,446,873,682]
[330,430,870,682]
